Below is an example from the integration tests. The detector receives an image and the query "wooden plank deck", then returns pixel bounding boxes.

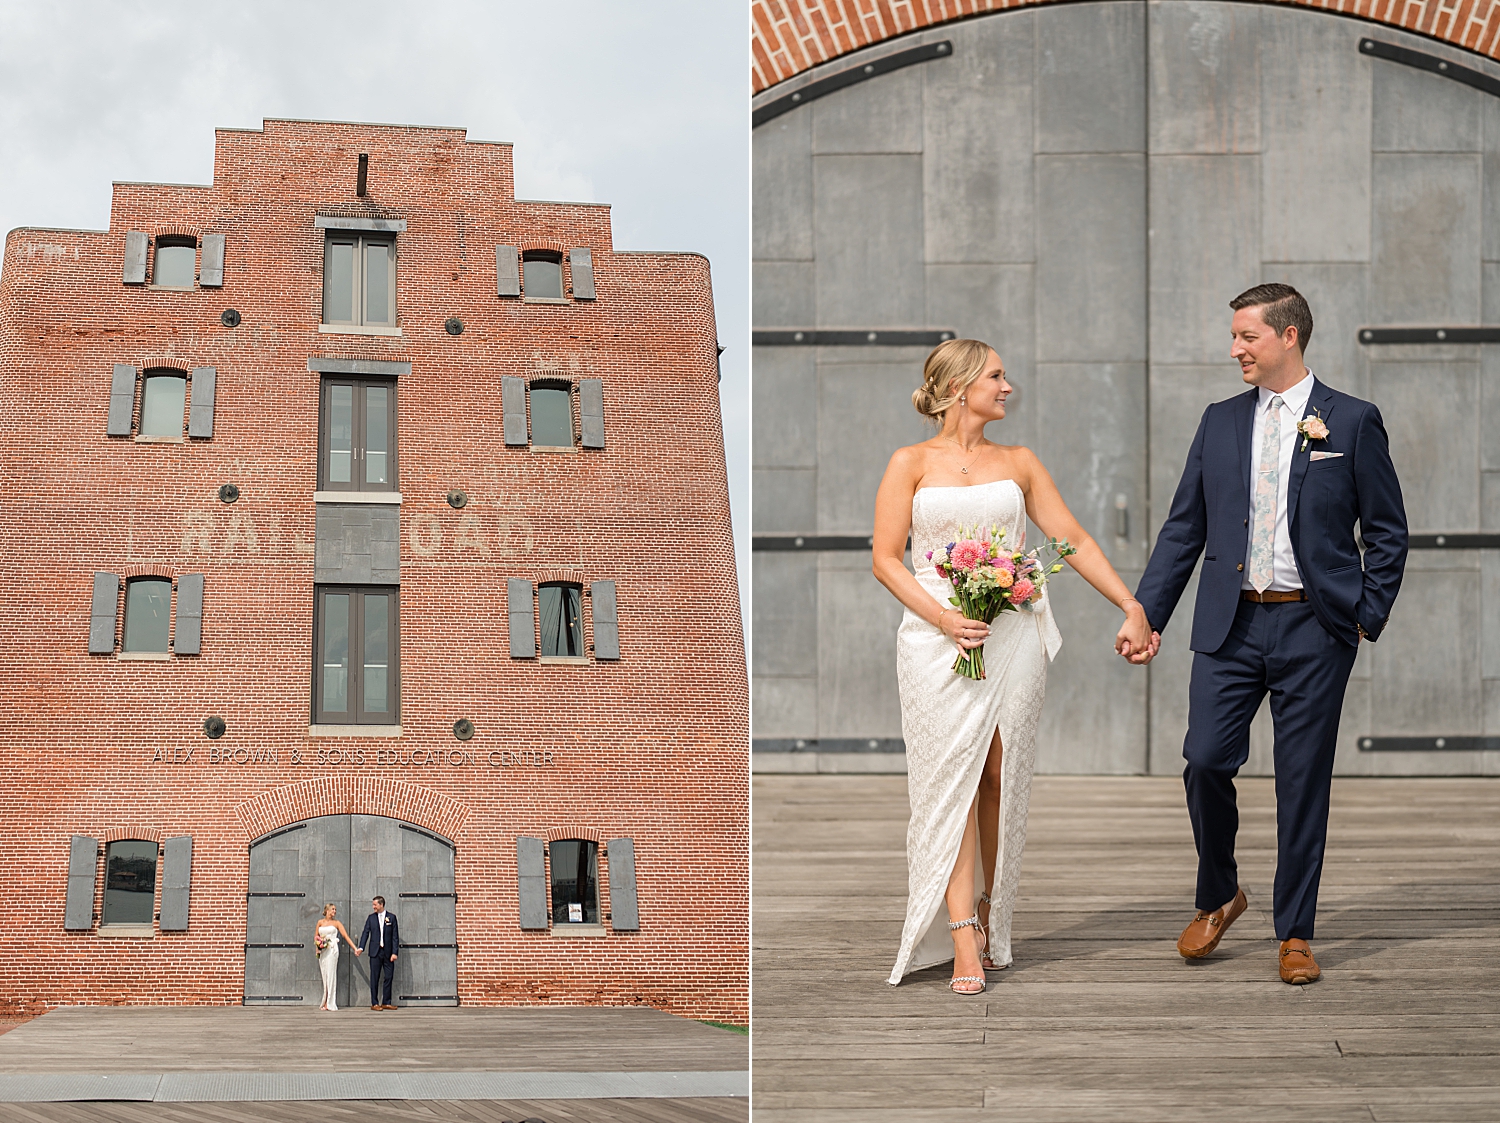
[2,1096,745,1123]
[752,775,1500,1122]
[0,1007,746,1075]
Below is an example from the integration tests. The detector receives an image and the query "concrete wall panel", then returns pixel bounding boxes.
[1263,263,1369,398]
[814,155,926,326]
[817,359,932,534]
[1148,0,1260,155]
[1370,568,1483,735]
[753,469,816,534]
[753,110,813,261]
[1259,7,1371,263]
[752,552,818,678]
[753,346,817,469]
[1371,153,1482,324]
[818,558,905,738]
[813,64,923,155]
[753,261,815,327]
[922,13,1034,264]
[1035,154,1147,363]
[1372,54,1481,153]
[1036,1,1145,154]
[1150,155,1261,366]
[1369,360,1479,532]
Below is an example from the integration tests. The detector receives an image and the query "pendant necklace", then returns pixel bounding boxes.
[944,435,984,474]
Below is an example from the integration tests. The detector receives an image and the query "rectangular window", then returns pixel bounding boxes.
[122,578,172,653]
[139,373,186,438]
[319,378,397,491]
[529,384,574,448]
[538,584,583,657]
[314,586,399,725]
[522,252,564,301]
[549,839,599,925]
[152,241,196,288]
[101,840,158,926]
[323,234,396,326]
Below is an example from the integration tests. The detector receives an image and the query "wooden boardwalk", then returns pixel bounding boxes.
[0,1007,747,1122]
[753,775,1500,1122]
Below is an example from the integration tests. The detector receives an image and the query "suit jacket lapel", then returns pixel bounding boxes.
[1287,378,1336,524]
[1235,387,1256,504]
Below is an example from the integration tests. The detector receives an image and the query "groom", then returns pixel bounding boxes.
[1130,283,1407,983]
[356,895,400,1009]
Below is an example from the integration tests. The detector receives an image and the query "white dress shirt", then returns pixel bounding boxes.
[1242,370,1315,591]
[375,910,386,947]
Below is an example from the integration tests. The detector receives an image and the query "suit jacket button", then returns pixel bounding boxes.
[1244,519,1248,526]
[1237,564,1244,571]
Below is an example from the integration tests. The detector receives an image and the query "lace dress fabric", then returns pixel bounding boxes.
[888,479,1062,985]
[318,924,340,1009]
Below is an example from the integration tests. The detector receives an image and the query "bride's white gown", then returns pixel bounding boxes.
[318,924,340,1010]
[888,479,1062,985]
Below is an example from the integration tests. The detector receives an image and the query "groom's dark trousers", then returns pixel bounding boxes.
[1136,377,1407,941]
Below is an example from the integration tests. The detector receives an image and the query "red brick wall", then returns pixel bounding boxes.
[0,120,747,1022]
[753,0,1500,91]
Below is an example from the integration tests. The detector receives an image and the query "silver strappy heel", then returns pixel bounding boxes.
[948,914,986,994]
[979,891,1002,971]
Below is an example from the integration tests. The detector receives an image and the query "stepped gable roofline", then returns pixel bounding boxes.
[251,116,472,135]
[6,226,108,239]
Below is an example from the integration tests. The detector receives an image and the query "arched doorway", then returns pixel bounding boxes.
[245,815,457,1007]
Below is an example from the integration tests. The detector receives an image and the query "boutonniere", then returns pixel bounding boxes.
[1296,409,1329,453]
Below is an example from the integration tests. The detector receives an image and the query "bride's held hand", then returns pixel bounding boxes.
[937,607,988,651]
[1114,600,1155,664]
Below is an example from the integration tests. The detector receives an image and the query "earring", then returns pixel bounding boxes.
[960,397,966,404]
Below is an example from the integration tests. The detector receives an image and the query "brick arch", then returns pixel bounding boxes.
[100,825,163,844]
[154,224,200,242]
[752,0,1500,92]
[235,776,471,844]
[118,563,175,580]
[543,825,605,843]
[519,239,567,255]
[138,358,192,372]
[536,567,589,586]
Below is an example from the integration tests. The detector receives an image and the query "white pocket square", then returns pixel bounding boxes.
[1309,451,1344,461]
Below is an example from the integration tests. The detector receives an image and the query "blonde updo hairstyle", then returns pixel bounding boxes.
[912,338,995,424]
[323,903,337,918]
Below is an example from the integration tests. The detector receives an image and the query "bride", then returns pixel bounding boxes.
[873,339,1153,993]
[314,903,358,1011]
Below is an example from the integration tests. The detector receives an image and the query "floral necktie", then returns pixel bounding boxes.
[1249,395,1282,593]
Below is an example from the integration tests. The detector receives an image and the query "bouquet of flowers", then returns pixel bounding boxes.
[927,525,1077,680]
[315,934,330,957]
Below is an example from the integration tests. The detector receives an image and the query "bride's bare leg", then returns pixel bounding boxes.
[945,803,985,990]
[976,728,1004,953]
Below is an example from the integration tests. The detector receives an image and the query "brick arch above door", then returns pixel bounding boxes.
[235,776,470,843]
[752,0,1500,91]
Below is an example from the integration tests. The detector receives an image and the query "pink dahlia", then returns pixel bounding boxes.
[1010,577,1035,602]
[949,540,985,571]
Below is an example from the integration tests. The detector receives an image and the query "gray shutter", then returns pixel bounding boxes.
[89,573,120,654]
[569,248,596,301]
[188,367,216,438]
[502,376,528,445]
[496,244,520,297]
[159,836,193,931]
[107,364,136,436]
[517,836,548,930]
[579,378,605,449]
[175,573,204,656]
[591,580,620,661]
[65,835,98,930]
[198,234,225,287]
[123,231,148,283]
[606,838,639,931]
[508,578,536,658]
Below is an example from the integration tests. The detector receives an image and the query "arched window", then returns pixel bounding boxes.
[538,582,583,658]
[122,577,172,653]
[523,251,564,301]
[549,839,599,925]
[101,839,158,926]
[138,370,186,437]
[152,239,196,288]
[528,380,574,448]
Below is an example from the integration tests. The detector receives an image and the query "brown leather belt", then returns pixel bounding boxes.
[1242,589,1306,603]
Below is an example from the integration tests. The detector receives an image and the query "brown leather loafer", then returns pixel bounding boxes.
[1176,886,1248,959]
[1279,939,1321,985]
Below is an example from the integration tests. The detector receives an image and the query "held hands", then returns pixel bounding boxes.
[1114,601,1160,665]
[937,607,989,653]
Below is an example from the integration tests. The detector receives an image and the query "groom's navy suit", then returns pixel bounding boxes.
[358,910,400,1006]
[1135,376,1407,939]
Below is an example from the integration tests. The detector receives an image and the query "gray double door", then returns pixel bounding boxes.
[246,815,457,1007]
[752,0,1500,775]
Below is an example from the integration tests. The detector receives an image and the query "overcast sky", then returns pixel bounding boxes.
[0,0,749,620]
